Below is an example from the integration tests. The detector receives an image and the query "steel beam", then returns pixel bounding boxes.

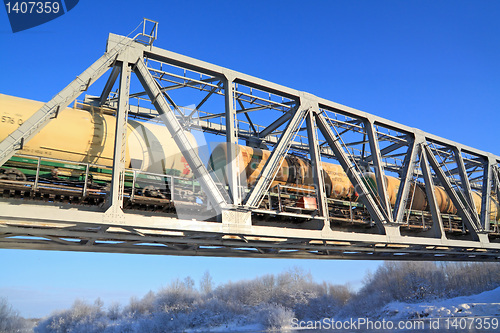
[481,158,494,231]
[494,166,500,232]
[2,236,500,260]
[420,146,446,238]
[258,108,294,138]
[236,101,294,114]
[445,162,484,176]
[3,202,500,259]
[111,77,220,103]
[454,148,480,223]
[423,144,481,240]
[314,113,391,233]
[305,107,329,222]
[1,31,499,260]
[105,62,130,212]
[99,65,121,106]
[244,106,307,208]
[0,232,498,261]
[188,81,223,117]
[134,59,229,213]
[343,139,370,148]
[198,102,293,121]
[494,166,500,205]
[224,75,241,205]
[162,91,184,117]
[3,199,500,259]
[241,107,258,135]
[365,120,393,222]
[393,138,419,223]
[365,142,405,163]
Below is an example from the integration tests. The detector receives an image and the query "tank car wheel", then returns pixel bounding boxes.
[143,185,167,199]
[0,168,27,181]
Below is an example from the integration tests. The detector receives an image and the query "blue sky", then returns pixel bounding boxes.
[1,0,499,318]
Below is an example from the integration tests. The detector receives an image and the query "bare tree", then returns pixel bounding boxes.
[199,270,214,295]
[0,297,31,333]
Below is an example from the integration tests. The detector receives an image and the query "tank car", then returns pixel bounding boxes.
[209,143,356,201]
[209,143,500,224]
[365,173,499,221]
[0,94,196,178]
[362,172,457,214]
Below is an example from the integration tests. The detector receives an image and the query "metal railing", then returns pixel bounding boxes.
[1,153,203,205]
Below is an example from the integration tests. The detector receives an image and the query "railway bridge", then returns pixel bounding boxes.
[1,20,500,261]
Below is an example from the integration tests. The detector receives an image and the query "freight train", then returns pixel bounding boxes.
[1,94,499,231]
[209,143,500,229]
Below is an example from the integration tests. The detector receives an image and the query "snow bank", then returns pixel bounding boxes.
[186,322,264,332]
[380,286,500,320]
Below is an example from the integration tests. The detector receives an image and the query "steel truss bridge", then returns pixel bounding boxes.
[1,20,500,261]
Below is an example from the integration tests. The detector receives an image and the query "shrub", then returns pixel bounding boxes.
[257,303,294,331]
[154,278,199,314]
[123,292,155,319]
[35,298,106,333]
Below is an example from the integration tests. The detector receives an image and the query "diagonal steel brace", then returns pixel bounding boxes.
[134,59,229,213]
[315,113,391,233]
[423,144,481,240]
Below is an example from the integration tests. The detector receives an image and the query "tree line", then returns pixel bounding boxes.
[1,262,500,332]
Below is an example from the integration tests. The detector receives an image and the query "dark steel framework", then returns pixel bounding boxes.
[1,20,500,261]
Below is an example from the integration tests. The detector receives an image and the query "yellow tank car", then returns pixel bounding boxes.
[362,172,400,206]
[208,143,356,200]
[471,191,500,223]
[0,94,197,177]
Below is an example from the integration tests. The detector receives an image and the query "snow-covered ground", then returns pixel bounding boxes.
[188,288,500,332]
[381,286,500,320]
[180,289,500,333]
[186,322,265,333]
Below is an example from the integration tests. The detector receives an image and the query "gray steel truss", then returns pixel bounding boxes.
[133,59,229,214]
[1,23,500,260]
[304,102,329,222]
[423,145,482,241]
[244,106,307,208]
[224,74,241,205]
[392,137,418,223]
[420,145,446,239]
[314,113,392,233]
[365,119,393,223]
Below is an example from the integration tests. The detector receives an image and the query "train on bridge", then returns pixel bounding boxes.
[1,25,500,261]
[1,93,499,236]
